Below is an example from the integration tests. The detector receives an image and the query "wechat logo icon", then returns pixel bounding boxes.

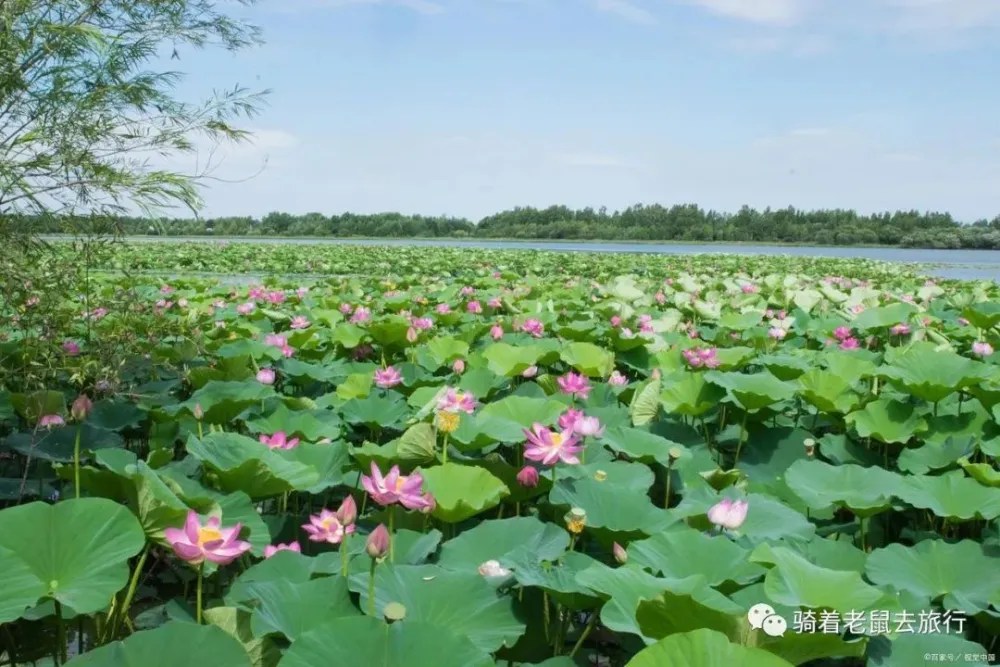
[748,603,788,637]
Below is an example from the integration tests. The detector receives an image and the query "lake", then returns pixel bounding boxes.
[51,236,1000,281]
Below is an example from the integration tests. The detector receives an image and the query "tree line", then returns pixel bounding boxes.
[33,204,1000,249]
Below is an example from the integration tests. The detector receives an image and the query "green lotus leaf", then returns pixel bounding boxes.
[419,463,509,523]
[501,548,602,610]
[437,516,569,572]
[958,456,1000,487]
[750,537,867,575]
[202,606,281,667]
[661,372,726,417]
[880,342,992,403]
[242,576,360,641]
[896,470,1000,521]
[348,563,525,653]
[628,524,765,586]
[738,426,814,494]
[278,616,494,667]
[549,462,670,534]
[367,315,412,347]
[560,341,615,377]
[629,378,662,426]
[339,394,408,431]
[186,432,319,499]
[334,372,372,399]
[482,342,545,376]
[167,380,276,423]
[394,422,437,463]
[756,353,812,381]
[420,335,470,369]
[11,389,66,421]
[2,423,123,463]
[245,404,341,442]
[66,622,251,667]
[961,301,1000,329]
[575,563,675,642]
[0,498,145,622]
[784,459,903,517]
[601,426,690,466]
[719,310,763,331]
[867,633,990,666]
[796,368,861,414]
[635,578,747,643]
[625,628,794,667]
[865,540,1000,613]
[845,398,928,444]
[476,395,566,442]
[897,436,975,475]
[750,545,883,613]
[851,302,918,330]
[704,371,795,412]
[672,489,816,544]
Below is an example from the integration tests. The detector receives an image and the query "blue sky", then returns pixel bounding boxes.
[170,0,1000,222]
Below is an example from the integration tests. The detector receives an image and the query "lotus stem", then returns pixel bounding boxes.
[54,600,66,665]
[368,559,377,617]
[73,425,82,499]
[196,563,205,625]
[734,413,748,468]
[196,420,203,439]
[664,461,673,509]
[542,591,551,642]
[551,464,557,486]
[107,543,150,641]
[441,432,449,465]
[569,612,600,658]
[388,506,395,563]
[341,535,350,577]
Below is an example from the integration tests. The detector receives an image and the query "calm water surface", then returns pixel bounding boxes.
[55,236,1000,281]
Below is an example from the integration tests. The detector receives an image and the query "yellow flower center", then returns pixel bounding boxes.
[197,527,223,546]
[394,476,406,491]
[566,518,586,534]
[550,433,564,447]
[436,411,461,433]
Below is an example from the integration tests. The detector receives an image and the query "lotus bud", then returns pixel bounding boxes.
[419,492,436,515]
[521,365,538,378]
[613,542,628,564]
[564,507,587,535]
[668,447,682,462]
[516,466,539,488]
[452,359,465,374]
[71,394,93,422]
[804,438,816,457]
[193,403,204,420]
[651,368,662,380]
[406,326,418,343]
[366,524,390,559]
[335,495,357,526]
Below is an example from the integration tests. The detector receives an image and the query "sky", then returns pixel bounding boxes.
[167,0,1000,222]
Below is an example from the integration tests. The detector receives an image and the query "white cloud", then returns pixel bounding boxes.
[676,0,812,26]
[595,0,658,25]
[885,0,1000,31]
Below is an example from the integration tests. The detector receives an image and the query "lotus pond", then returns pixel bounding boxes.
[2,243,1000,667]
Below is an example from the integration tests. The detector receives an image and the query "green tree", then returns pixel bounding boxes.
[0,0,268,242]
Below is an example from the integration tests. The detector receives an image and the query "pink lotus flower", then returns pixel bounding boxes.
[973,341,994,357]
[655,291,666,304]
[608,371,628,386]
[488,297,503,308]
[70,395,93,422]
[452,359,465,374]
[436,303,452,315]
[406,326,419,343]
[350,306,371,324]
[290,316,310,329]
[259,431,300,450]
[523,424,583,466]
[740,284,758,294]
[833,326,852,341]
[264,542,301,558]
[522,318,544,338]
[374,366,403,389]
[683,347,720,369]
[302,508,356,544]
[62,340,80,356]
[610,315,621,328]
[266,291,286,305]
[460,286,476,296]
[340,303,354,314]
[557,372,591,400]
[707,499,749,530]
[958,317,970,326]
[768,327,787,340]
[38,414,65,429]
[850,304,866,315]
[437,388,477,414]
[361,462,433,510]
[280,345,295,358]
[296,286,309,299]
[559,408,585,431]
[574,415,604,437]
[256,368,275,385]
[490,324,504,340]
[891,323,910,336]
[517,466,540,488]
[237,302,255,315]
[613,542,628,564]
[265,334,287,348]
[766,309,774,318]
[412,317,434,331]
[839,337,860,350]
[467,301,482,314]
[165,510,251,566]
